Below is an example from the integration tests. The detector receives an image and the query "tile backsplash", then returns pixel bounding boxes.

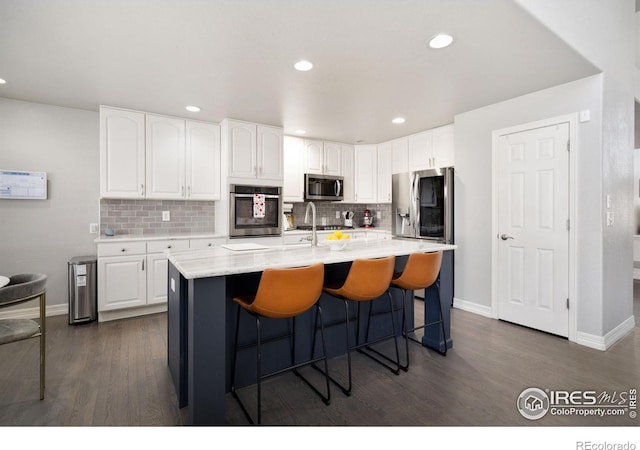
[100,199,215,236]
[288,203,391,230]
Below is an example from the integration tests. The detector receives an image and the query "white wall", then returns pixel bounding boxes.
[454,75,604,336]
[516,0,635,336]
[0,98,99,313]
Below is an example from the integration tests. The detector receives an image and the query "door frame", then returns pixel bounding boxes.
[491,113,578,343]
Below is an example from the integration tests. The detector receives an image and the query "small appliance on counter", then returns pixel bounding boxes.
[362,209,374,228]
[344,210,354,227]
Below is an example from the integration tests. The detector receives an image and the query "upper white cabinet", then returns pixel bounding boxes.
[408,130,434,170]
[432,124,455,169]
[407,124,455,171]
[100,106,220,200]
[377,141,392,203]
[304,139,341,176]
[341,144,355,203]
[283,135,305,202]
[354,145,377,203]
[146,114,186,199]
[391,137,409,174]
[185,121,221,200]
[100,107,146,199]
[225,119,283,183]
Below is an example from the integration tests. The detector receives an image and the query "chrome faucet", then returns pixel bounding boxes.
[304,201,318,247]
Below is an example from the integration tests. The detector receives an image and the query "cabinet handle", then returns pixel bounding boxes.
[121,248,126,253]
[181,186,185,197]
[167,245,172,249]
[141,259,145,271]
[207,243,212,247]
[187,186,191,197]
[141,184,145,196]
[254,166,258,175]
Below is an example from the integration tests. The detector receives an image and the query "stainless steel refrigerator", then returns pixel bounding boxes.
[392,167,454,244]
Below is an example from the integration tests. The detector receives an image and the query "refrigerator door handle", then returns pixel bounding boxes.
[410,173,419,237]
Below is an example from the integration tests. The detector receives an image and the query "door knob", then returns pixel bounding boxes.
[500,234,514,240]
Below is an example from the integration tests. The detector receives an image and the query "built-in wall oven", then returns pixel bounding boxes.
[229,184,282,237]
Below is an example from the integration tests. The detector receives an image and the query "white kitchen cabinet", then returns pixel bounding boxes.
[100,106,220,200]
[225,119,283,183]
[304,139,341,176]
[189,237,227,249]
[432,124,455,168]
[354,145,377,203]
[377,141,392,203]
[146,114,186,199]
[186,121,221,200]
[97,242,147,313]
[283,136,306,202]
[100,107,146,199]
[408,130,434,171]
[257,125,284,180]
[392,137,409,174]
[341,144,355,203]
[146,240,189,305]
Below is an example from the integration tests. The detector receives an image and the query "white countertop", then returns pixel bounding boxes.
[168,238,456,279]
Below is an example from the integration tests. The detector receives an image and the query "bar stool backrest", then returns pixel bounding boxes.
[332,256,396,302]
[247,263,325,319]
[392,251,443,291]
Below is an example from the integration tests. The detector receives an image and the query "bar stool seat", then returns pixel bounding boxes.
[390,251,446,371]
[321,255,399,396]
[230,262,330,425]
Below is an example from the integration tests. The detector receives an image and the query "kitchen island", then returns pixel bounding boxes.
[167,238,456,425]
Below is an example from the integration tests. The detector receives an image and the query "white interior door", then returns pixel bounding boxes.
[497,122,569,337]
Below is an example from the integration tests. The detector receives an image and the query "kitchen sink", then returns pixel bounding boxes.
[295,225,355,231]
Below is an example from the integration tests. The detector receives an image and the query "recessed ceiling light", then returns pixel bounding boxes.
[392,117,406,124]
[295,130,306,135]
[428,33,454,49]
[294,60,313,71]
[0,78,6,84]
[185,105,200,112]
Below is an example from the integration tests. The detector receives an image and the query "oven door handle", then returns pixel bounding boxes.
[232,193,281,199]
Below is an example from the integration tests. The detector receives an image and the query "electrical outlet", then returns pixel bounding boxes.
[606,211,614,226]
[376,210,381,219]
[162,211,170,221]
[89,223,98,234]
[336,211,340,219]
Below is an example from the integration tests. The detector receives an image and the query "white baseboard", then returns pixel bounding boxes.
[452,297,494,318]
[576,315,636,351]
[0,303,68,320]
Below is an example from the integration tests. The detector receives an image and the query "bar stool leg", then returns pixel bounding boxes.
[359,291,401,375]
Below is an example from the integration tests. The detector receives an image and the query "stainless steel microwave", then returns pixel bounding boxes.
[304,174,344,201]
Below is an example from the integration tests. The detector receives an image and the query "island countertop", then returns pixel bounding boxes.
[168,238,456,279]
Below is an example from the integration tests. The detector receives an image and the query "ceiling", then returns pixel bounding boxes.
[0,0,599,144]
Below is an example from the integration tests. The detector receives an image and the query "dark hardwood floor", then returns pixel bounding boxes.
[1,293,638,427]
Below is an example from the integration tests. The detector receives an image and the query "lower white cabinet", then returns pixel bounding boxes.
[97,237,221,321]
[97,242,148,314]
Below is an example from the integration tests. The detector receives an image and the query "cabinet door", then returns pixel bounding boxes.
[354,145,377,203]
[323,142,342,176]
[377,141,392,203]
[341,144,355,203]
[228,121,257,178]
[100,107,146,198]
[432,124,455,168]
[392,137,409,174]
[98,255,146,311]
[147,253,169,305]
[146,114,186,199]
[283,136,305,202]
[257,125,283,180]
[408,130,433,170]
[304,139,324,174]
[186,121,220,200]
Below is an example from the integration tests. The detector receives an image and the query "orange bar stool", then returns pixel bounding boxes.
[230,262,330,425]
[320,255,399,396]
[390,251,446,371]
